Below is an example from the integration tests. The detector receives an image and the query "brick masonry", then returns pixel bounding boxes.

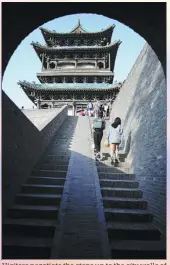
[2,91,68,218]
[109,43,166,235]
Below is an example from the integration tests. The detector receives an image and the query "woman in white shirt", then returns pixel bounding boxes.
[107,117,123,164]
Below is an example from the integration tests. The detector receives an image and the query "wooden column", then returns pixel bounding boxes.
[104,60,106,69]
[41,54,44,71]
[47,57,50,70]
[109,53,111,70]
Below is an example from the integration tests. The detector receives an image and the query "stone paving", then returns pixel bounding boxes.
[51,116,110,259]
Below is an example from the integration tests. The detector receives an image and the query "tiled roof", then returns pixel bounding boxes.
[39,24,114,36]
[31,40,121,52]
[18,81,120,91]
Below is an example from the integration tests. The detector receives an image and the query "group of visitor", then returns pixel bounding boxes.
[87,100,111,118]
[76,99,122,165]
[77,100,111,118]
[92,113,123,165]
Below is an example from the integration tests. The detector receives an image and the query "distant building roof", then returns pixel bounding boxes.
[18,80,121,92]
[40,23,115,37]
[31,40,121,52]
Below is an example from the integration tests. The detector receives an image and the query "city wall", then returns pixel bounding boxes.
[110,43,166,235]
[2,92,68,218]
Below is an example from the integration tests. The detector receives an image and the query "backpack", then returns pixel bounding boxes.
[93,118,103,129]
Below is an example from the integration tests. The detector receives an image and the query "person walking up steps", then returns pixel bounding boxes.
[107,117,123,165]
[92,112,105,160]
[104,103,109,119]
[87,101,93,117]
[94,100,100,118]
[98,104,104,118]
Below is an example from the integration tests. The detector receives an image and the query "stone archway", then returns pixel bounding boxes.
[2,2,166,76]
[2,3,166,259]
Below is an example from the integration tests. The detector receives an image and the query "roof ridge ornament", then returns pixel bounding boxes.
[70,19,86,33]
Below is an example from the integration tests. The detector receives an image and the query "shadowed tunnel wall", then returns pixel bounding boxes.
[110,43,166,235]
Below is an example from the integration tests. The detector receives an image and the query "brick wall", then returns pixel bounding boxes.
[2,91,68,218]
[110,43,166,235]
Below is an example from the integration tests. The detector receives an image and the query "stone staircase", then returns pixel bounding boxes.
[2,117,76,259]
[95,121,166,259]
[2,116,166,259]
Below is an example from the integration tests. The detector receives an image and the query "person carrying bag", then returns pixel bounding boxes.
[106,117,123,165]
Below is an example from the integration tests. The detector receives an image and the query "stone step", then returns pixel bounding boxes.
[50,137,72,142]
[2,236,52,259]
[46,155,70,162]
[22,184,64,194]
[49,147,72,151]
[47,150,71,156]
[27,176,66,186]
[7,205,59,219]
[97,161,129,168]
[101,187,143,198]
[99,152,127,158]
[97,162,130,168]
[98,167,130,174]
[15,193,62,206]
[100,179,139,188]
[3,218,57,238]
[44,160,70,166]
[32,169,67,178]
[47,147,71,152]
[107,222,161,241]
[35,160,69,168]
[103,197,147,210]
[96,157,125,163]
[99,173,136,180]
[105,208,153,222]
[110,240,166,259]
[49,142,72,147]
[39,164,69,171]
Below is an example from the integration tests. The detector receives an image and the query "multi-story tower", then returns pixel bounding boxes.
[18,20,122,112]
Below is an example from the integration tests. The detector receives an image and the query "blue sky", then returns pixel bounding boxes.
[2,13,146,109]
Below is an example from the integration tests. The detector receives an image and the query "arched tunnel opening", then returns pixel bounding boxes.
[2,2,166,260]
